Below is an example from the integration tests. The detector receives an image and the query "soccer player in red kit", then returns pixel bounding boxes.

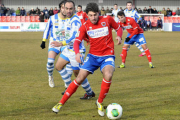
[76,5,88,24]
[117,11,154,68]
[52,2,122,116]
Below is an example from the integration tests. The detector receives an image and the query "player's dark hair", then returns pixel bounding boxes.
[126,1,132,5]
[85,3,99,14]
[78,5,82,8]
[117,11,125,16]
[59,0,66,8]
[64,0,75,8]
[114,4,118,6]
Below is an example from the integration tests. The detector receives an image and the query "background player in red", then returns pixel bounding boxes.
[76,5,88,24]
[52,2,122,117]
[117,11,154,68]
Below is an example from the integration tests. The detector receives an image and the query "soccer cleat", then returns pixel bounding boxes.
[96,100,105,116]
[80,91,95,100]
[48,76,55,88]
[139,52,146,57]
[61,88,67,95]
[52,103,62,113]
[149,63,154,68]
[119,64,125,68]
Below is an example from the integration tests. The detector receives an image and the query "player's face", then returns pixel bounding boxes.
[126,3,132,10]
[118,15,126,23]
[87,11,99,24]
[60,4,66,16]
[65,2,75,18]
[114,5,118,10]
[77,7,82,12]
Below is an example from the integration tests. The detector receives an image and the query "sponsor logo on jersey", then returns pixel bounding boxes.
[122,25,132,29]
[101,22,106,27]
[87,27,109,38]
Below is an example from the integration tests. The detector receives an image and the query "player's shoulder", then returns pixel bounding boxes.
[126,17,134,22]
[70,14,81,22]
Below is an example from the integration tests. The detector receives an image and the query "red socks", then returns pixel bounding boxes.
[121,47,127,63]
[60,80,79,105]
[98,78,112,103]
[145,48,152,63]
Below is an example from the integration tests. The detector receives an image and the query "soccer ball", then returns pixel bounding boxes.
[106,103,123,119]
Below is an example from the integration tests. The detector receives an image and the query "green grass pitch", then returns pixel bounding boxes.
[0,31,180,120]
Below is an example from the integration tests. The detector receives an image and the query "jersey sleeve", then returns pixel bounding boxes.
[135,11,141,21]
[42,17,52,42]
[108,16,120,31]
[129,18,139,38]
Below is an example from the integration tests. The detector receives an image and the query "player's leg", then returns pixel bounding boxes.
[137,34,154,68]
[52,69,90,113]
[55,55,72,93]
[119,44,129,68]
[47,51,57,88]
[134,42,146,57]
[96,56,115,116]
[70,53,95,99]
[52,54,98,113]
[65,63,73,78]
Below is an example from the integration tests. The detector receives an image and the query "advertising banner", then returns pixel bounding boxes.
[21,22,47,31]
[172,23,180,31]
[0,23,21,32]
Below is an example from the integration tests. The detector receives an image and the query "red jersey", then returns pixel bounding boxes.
[118,17,143,38]
[76,11,88,24]
[75,16,120,56]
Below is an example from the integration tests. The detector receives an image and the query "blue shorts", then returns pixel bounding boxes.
[124,33,147,45]
[80,54,115,74]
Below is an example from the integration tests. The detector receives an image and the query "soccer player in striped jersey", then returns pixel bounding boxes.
[40,0,73,88]
[123,1,146,57]
[50,0,95,99]
[118,11,154,68]
[112,4,121,23]
[52,2,122,116]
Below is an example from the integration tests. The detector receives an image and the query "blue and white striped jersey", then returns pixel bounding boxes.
[42,13,85,52]
[124,9,141,22]
[112,9,121,22]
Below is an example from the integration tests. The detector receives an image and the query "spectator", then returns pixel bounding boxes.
[39,11,44,22]
[110,8,113,13]
[134,7,138,12]
[16,7,20,16]
[120,7,124,11]
[36,7,40,15]
[175,7,180,16]
[29,8,36,15]
[53,7,59,15]
[0,4,6,16]
[161,8,167,16]
[148,6,154,13]
[157,17,163,30]
[20,7,26,16]
[6,7,11,16]
[49,7,54,16]
[143,7,148,13]
[138,8,142,13]
[142,18,152,30]
[172,9,176,16]
[166,8,172,16]
[153,8,158,14]
[100,7,105,16]
[105,7,111,15]
[43,7,49,19]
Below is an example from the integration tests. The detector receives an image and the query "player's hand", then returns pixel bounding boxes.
[116,36,122,45]
[125,37,130,42]
[50,41,63,47]
[40,41,45,49]
[75,53,83,63]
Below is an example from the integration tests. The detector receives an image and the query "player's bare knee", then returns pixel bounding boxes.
[55,64,63,71]
[103,72,113,81]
